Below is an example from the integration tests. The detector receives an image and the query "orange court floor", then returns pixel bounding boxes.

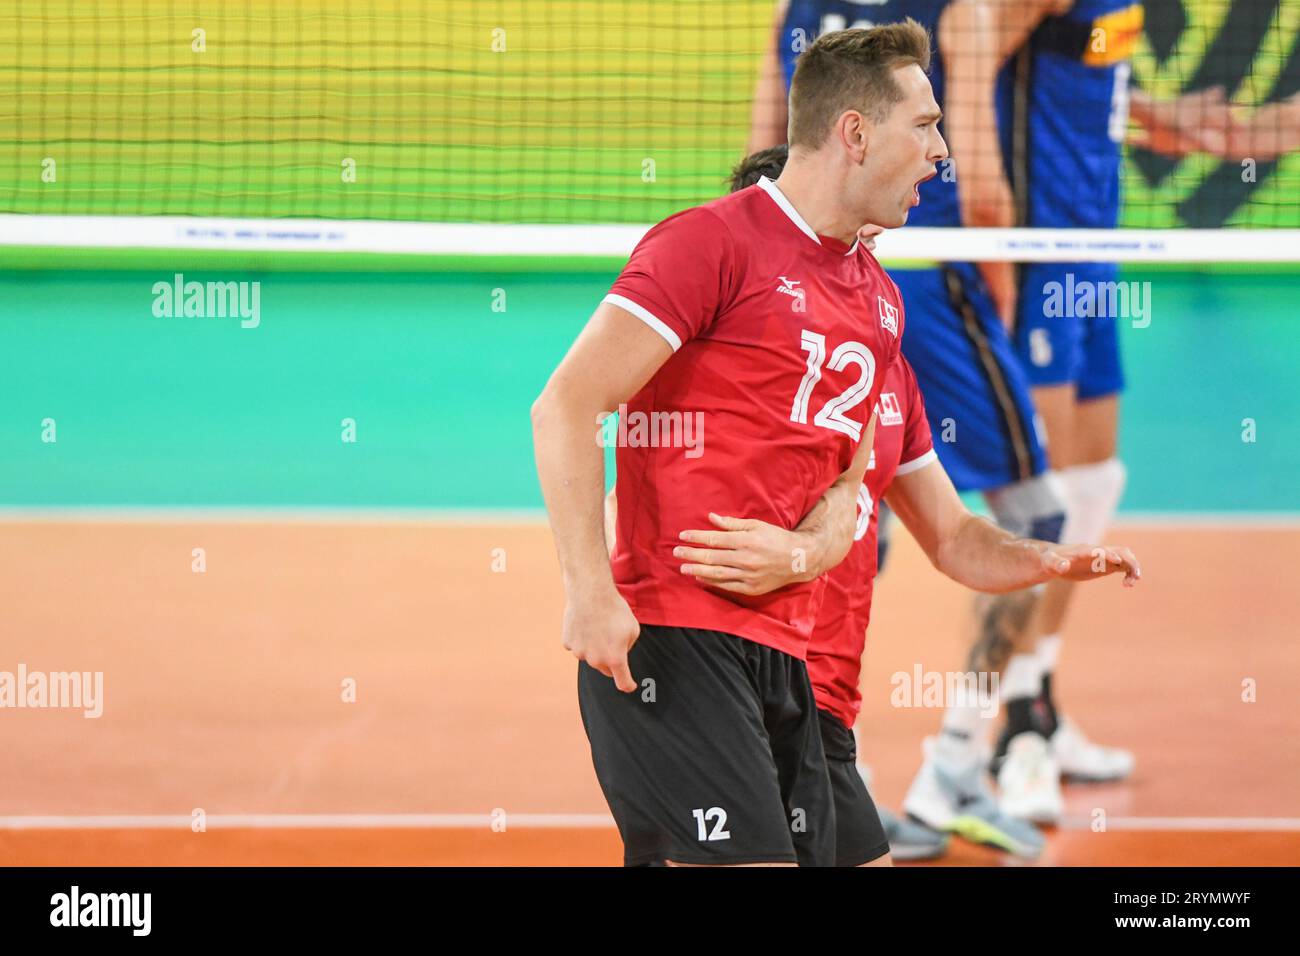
[2,517,1298,866]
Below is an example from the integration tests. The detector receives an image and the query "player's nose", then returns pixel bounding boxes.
[931,127,949,163]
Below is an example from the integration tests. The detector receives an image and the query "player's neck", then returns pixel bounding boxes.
[772,161,861,247]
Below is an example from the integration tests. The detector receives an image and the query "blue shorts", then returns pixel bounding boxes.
[1015,263,1126,401]
[895,264,1049,493]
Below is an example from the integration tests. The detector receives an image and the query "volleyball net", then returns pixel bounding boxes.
[1,0,1296,266]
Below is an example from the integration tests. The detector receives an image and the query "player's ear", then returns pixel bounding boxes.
[840,109,870,162]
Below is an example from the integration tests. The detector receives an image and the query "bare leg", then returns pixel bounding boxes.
[1030,393,1119,639]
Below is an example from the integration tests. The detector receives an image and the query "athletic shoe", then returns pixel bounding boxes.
[997,731,1064,825]
[878,805,950,861]
[902,735,1045,858]
[854,764,949,861]
[1052,717,1135,782]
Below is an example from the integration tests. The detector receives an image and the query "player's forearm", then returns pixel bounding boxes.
[935,512,1055,592]
[747,0,792,153]
[748,43,790,153]
[942,50,1007,226]
[940,70,1006,225]
[790,413,877,579]
[531,388,617,597]
[1230,96,1300,160]
[789,474,858,580]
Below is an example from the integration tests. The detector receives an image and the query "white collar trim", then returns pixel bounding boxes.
[756,176,859,256]
[756,175,820,246]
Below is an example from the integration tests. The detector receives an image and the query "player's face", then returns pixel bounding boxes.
[858,64,947,229]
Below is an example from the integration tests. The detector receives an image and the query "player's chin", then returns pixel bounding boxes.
[884,208,910,229]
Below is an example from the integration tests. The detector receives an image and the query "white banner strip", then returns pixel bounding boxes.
[3,214,1299,263]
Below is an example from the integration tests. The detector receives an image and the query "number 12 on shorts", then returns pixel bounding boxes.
[790,329,876,441]
[692,807,731,841]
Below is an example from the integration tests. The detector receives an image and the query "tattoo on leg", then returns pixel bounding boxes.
[967,590,1040,674]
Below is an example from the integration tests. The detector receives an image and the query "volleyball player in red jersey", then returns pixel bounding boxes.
[533,23,945,866]
[614,144,1075,864]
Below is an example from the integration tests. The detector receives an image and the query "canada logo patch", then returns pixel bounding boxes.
[878,296,899,337]
[877,392,903,426]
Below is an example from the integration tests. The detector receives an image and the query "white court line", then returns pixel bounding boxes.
[1059,817,1300,832]
[1113,512,1300,530]
[0,507,1297,529]
[3,814,1300,831]
[0,813,615,830]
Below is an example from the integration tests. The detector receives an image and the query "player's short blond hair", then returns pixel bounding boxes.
[788,20,932,148]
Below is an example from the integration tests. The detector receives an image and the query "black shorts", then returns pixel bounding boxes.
[578,624,835,866]
[817,708,890,866]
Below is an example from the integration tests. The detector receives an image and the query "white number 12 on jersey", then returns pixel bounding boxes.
[790,329,877,440]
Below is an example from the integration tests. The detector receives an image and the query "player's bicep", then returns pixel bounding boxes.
[541,300,675,412]
[883,457,966,566]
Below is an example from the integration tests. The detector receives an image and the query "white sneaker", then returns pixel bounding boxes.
[997,731,1064,825]
[903,736,1044,858]
[1052,717,1135,782]
[856,763,950,861]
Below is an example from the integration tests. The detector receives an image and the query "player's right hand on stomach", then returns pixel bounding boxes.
[563,588,640,692]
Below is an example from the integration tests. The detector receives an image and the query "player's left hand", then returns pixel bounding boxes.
[674,513,813,596]
[856,223,884,251]
[1040,543,1141,587]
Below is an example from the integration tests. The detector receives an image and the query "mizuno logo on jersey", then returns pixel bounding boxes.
[877,392,903,427]
[776,276,805,303]
[878,296,899,337]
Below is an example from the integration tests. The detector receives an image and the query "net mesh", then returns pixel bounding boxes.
[0,0,1296,230]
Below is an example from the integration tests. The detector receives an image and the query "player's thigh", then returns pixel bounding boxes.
[815,710,890,867]
[577,624,796,866]
[1030,383,1078,471]
[1072,393,1120,465]
[1073,301,1123,464]
[1076,263,1126,411]
[898,264,1047,492]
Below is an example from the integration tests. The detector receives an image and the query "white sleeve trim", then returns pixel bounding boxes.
[603,293,682,352]
[894,448,938,476]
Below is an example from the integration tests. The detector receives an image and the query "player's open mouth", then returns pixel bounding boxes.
[911,170,937,205]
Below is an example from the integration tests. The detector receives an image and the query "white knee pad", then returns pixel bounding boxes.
[985,472,1069,543]
[1059,458,1127,545]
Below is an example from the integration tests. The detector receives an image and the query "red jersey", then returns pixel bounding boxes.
[808,354,936,728]
[606,176,904,659]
